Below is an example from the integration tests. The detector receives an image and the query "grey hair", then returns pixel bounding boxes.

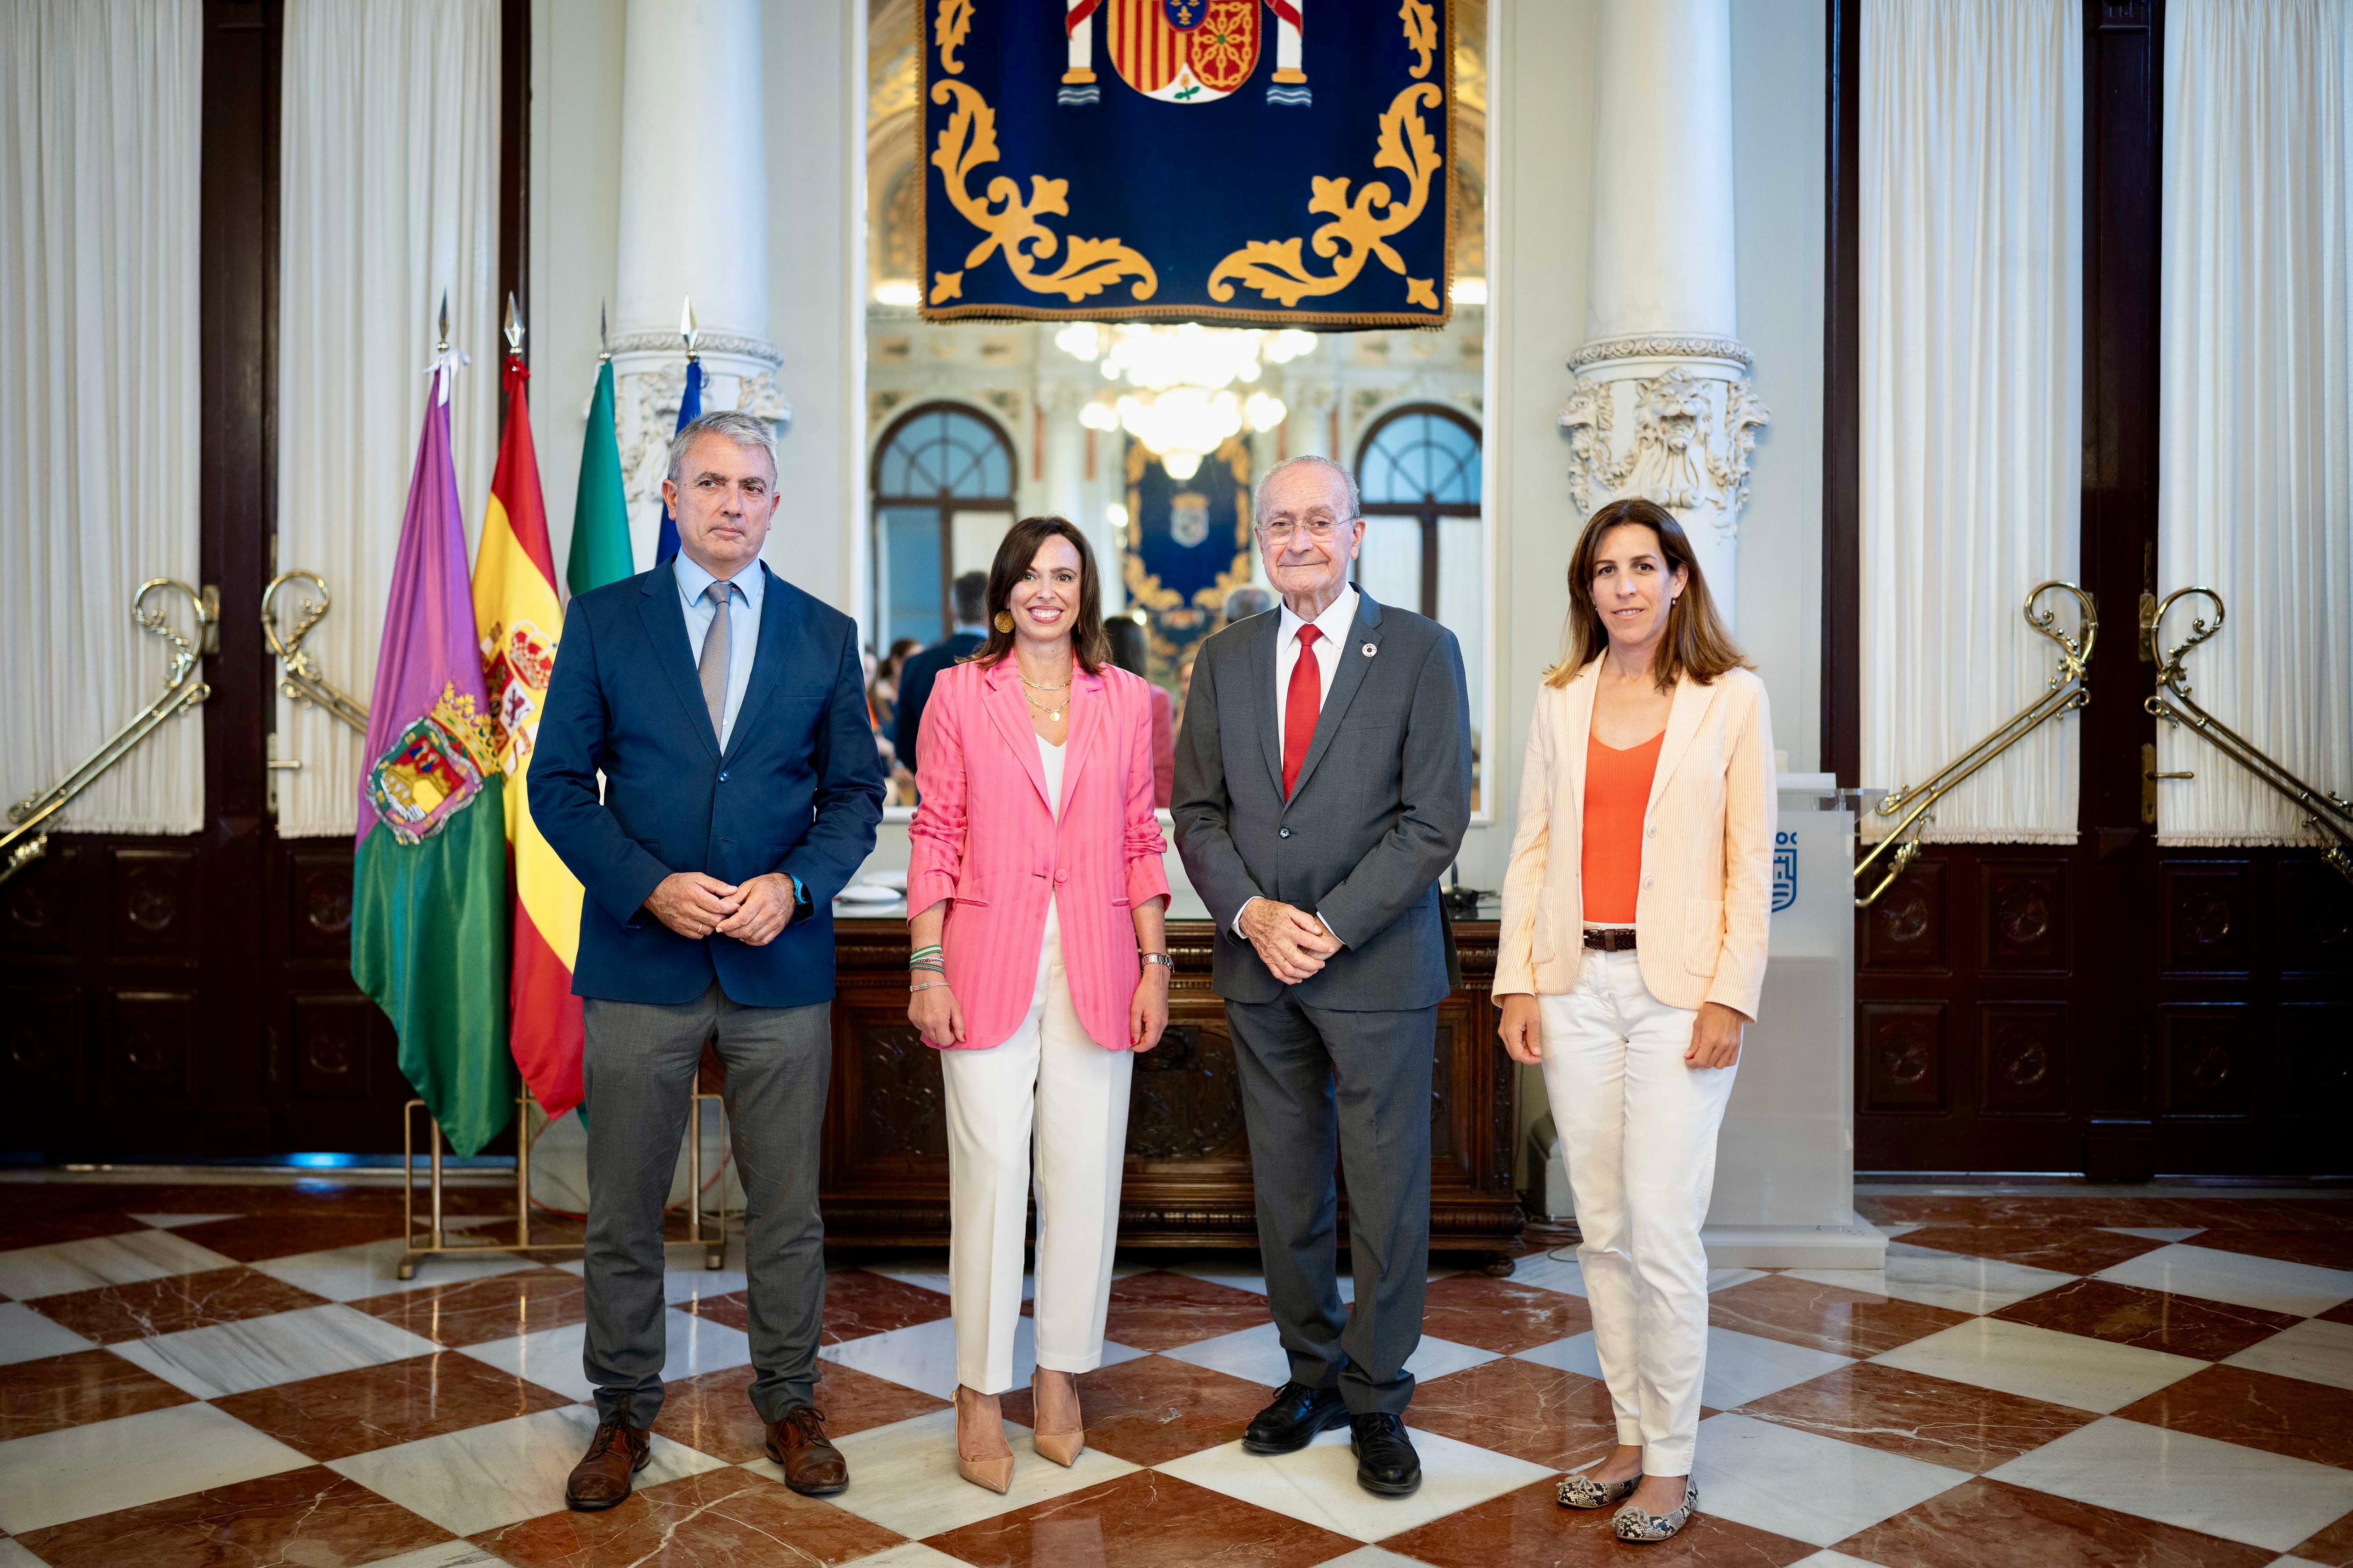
[1252,454,1361,529]
[667,408,778,487]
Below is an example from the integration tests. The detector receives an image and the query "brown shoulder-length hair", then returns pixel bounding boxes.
[969,515,1113,673]
[1545,498,1751,691]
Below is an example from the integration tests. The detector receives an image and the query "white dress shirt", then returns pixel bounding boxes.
[1236,585,1359,941]
[673,553,766,751]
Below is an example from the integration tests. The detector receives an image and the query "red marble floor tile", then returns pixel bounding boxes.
[346,1266,587,1347]
[997,1352,1271,1466]
[654,1360,949,1464]
[1736,1361,2096,1472]
[1895,1225,2167,1273]
[2174,1226,2353,1273]
[1382,1477,1815,1567]
[1989,1278,2302,1362]
[926,1468,1356,1568]
[2173,1199,2353,1233]
[1092,1270,1275,1351]
[1856,1195,2207,1229]
[470,1465,902,1568]
[1408,1354,1621,1471]
[0,1348,193,1441]
[685,1288,754,1334]
[16,1465,452,1568]
[2328,1298,2353,1328]
[1831,1476,2273,1568]
[2113,1363,2353,1470]
[2293,1508,2353,1567]
[1708,1273,1972,1358]
[168,1212,406,1262]
[211,1351,573,1461]
[820,1267,954,1343]
[1419,1273,1596,1354]
[28,1265,330,1345]
[0,1212,153,1251]
[1515,1221,1581,1258]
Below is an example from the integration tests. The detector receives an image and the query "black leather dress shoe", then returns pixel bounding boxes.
[1242,1381,1350,1454]
[1350,1412,1422,1496]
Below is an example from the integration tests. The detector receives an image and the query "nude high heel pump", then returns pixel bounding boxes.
[955,1386,1015,1494]
[1030,1370,1085,1467]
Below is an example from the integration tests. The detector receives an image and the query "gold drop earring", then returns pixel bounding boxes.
[994,610,1015,633]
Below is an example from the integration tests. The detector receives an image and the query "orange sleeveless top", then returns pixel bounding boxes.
[1580,729,1664,925]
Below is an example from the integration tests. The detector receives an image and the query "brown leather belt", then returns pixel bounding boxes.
[1581,927,1638,953]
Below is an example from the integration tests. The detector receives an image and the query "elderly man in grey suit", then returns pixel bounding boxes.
[1172,454,1472,1497]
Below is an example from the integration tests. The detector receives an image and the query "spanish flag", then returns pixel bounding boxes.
[472,342,586,1119]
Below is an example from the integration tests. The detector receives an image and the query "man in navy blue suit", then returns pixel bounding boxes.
[533,409,884,1510]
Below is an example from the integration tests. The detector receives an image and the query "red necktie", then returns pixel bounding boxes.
[1283,625,1323,799]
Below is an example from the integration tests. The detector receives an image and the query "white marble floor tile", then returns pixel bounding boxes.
[1502,1252,1587,1296]
[0,1540,49,1568]
[254,1237,535,1302]
[361,1543,512,1568]
[1709,1268,1770,1292]
[461,1308,752,1403]
[1405,1334,1500,1382]
[1988,1415,2353,1553]
[1691,1412,1970,1547]
[2094,1244,2353,1318]
[109,1301,439,1398]
[833,1545,970,1568]
[1159,1322,1495,1389]
[1158,1423,1549,1544]
[662,1267,750,1308]
[818,1311,1148,1401]
[125,1212,239,1230]
[329,1403,726,1537]
[1311,1551,1439,1568]
[863,1261,1012,1300]
[1516,1326,1850,1410]
[0,1401,312,1534]
[1871,1317,2202,1414]
[1788,1551,1898,1568]
[1785,1244,2075,1316]
[813,1408,1138,1540]
[2101,1226,2205,1242]
[0,1229,239,1301]
[2223,1316,2353,1392]
[1168,1263,1270,1295]
[0,1301,96,1366]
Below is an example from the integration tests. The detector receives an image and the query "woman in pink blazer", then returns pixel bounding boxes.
[906,516,1171,1494]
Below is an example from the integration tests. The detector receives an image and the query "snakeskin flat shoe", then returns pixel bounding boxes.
[1612,1479,1699,1542]
[1556,1471,1640,1509]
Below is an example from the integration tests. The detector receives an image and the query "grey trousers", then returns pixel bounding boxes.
[580,982,830,1428]
[1225,994,1437,1417]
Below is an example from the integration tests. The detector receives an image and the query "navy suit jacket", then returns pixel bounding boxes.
[532,559,886,1007]
[892,631,983,767]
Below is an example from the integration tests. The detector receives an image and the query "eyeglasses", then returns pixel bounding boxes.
[1258,517,1350,542]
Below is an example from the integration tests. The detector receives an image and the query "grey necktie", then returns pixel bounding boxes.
[698,580,730,742]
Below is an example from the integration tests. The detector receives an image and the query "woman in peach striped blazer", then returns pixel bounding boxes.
[906,516,1171,1494]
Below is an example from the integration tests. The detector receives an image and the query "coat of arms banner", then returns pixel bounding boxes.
[921,0,1456,329]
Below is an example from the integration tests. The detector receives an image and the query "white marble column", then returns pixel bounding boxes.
[1559,0,1765,624]
[609,0,790,558]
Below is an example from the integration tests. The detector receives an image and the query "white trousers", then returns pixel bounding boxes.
[1537,946,1736,1476]
[939,918,1133,1395]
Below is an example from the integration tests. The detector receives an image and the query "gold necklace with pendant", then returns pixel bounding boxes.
[1020,664,1071,724]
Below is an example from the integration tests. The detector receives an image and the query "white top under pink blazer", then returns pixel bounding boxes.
[909,658,1171,1052]
[1494,662,1777,1017]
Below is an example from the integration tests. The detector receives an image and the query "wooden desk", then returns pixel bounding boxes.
[819,918,1524,1271]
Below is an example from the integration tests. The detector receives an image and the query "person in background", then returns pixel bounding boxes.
[1222,584,1275,626]
[906,517,1171,1494]
[1493,496,1773,1545]
[1104,616,1175,808]
[870,636,923,744]
[895,572,990,773]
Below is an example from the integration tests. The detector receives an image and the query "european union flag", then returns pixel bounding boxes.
[652,358,704,562]
[922,0,1455,329]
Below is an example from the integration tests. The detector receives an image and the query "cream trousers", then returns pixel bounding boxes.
[939,916,1133,1396]
[1538,946,1736,1476]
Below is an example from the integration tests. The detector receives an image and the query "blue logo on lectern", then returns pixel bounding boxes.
[1772,830,1798,913]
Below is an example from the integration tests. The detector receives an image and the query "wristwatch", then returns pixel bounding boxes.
[1140,952,1174,970]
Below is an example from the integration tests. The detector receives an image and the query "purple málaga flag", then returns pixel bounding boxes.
[349,357,515,1156]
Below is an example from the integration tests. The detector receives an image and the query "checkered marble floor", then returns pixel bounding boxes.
[1,1180,2351,1567]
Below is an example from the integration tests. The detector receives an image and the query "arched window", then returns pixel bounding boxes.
[1353,403,1481,620]
[871,402,1018,646]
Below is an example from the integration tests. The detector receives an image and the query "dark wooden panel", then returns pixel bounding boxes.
[1979,1002,2069,1116]
[1982,862,2069,974]
[110,847,202,961]
[287,847,357,960]
[0,987,81,1100]
[1861,1001,1946,1114]
[2279,861,2353,976]
[821,920,1524,1266]
[2160,1005,2255,1119]
[1862,862,1947,972]
[2163,862,2252,975]
[105,990,200,1101]
[3,845,79,958]
[2280,1002,2352,1118]
[289,995,381,1100]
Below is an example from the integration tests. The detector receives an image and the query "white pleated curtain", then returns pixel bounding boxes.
[0,1,204,834]
[2156,0,2353,846]
[1859,0,2085,842]
[274,0,501,836]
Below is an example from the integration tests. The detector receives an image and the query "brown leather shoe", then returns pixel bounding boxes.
[765,1403,849,1496]
[565,1416,652,1511]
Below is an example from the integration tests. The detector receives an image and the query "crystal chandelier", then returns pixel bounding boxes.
[1059,323,1315,480]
